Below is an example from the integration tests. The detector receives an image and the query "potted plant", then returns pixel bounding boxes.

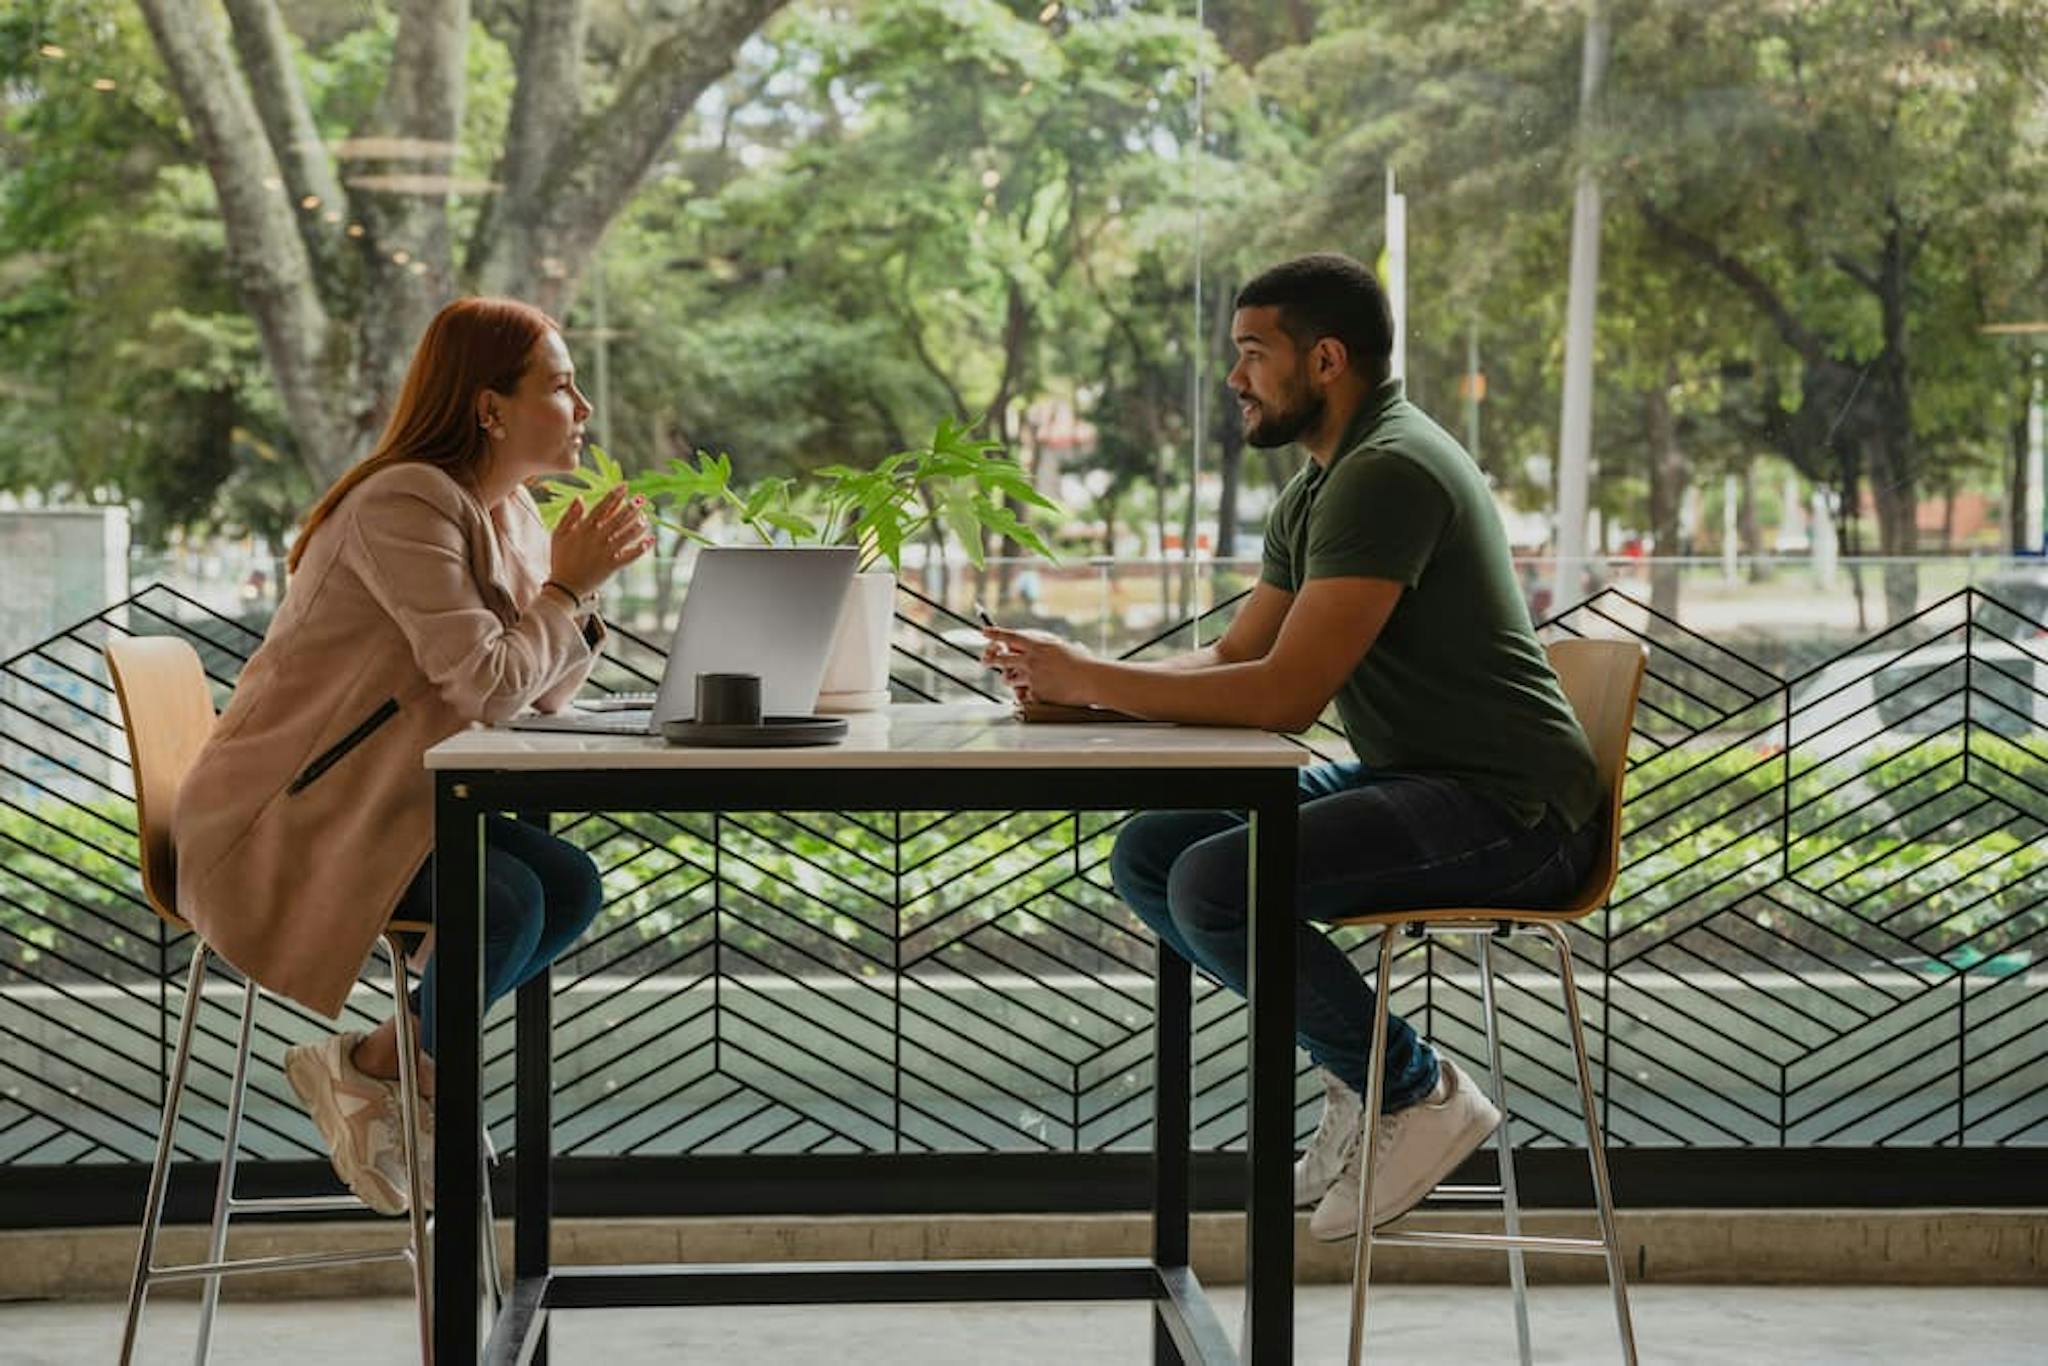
[537,419,1062,710]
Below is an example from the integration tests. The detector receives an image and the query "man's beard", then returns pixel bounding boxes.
[1240,380,1325,449]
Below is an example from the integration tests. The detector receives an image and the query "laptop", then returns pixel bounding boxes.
[507,545,860,735]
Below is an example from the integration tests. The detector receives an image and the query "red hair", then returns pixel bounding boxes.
[289,297,558,572]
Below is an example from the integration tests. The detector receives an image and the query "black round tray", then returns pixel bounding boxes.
[659,715,850,748]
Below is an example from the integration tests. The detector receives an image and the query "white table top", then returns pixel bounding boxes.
[424,702,1309,771]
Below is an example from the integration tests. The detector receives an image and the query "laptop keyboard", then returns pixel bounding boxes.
[573,691,657,711]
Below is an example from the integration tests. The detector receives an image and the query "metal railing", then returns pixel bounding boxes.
[0,582,2041,1215]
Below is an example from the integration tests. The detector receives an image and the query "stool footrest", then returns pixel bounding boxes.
[1373,1229,1610,1255]
[226,1195,365,1216]
[1424,1184,1506,1202]
[146,1246,413,1285]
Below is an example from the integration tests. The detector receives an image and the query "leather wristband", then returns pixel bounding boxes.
[542,578,595,613]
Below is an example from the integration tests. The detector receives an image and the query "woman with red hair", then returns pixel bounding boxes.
[173,298,651,1212]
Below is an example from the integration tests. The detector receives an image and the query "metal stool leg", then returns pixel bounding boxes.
[120,942,210,1366]
[480,1128,504,1312]
[1479,933,1534,1366]
[1539,922,1637,1366]
[1344,928,1399,1366]
[387,934,433,1366]
[192,974,260,1365]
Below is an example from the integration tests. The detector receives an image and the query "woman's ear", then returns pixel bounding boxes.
[475,391,499,435]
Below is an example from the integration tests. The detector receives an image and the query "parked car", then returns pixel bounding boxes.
[1789,635,2047,747]
[1977,563,2048,631]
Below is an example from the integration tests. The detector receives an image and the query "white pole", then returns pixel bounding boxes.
[1812,487,1838,590]
[1385,167,1407,383]
[1779,471,1803,552]
[1552,1,1609,610]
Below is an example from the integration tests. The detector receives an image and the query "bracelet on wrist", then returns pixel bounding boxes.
[543,578,595,613]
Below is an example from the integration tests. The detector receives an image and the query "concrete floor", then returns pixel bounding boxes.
[12,1285,2046,1365]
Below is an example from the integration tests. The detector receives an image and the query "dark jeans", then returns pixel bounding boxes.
[1109,763,1599,1113]
[393,814,604,1057]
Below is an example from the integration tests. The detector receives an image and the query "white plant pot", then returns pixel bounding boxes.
[816,570,895,712]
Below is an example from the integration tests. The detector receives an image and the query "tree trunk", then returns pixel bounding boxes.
[2011,405,2031,554]
[1870,217,1920,624]
[142,0,787,492]
[1643,377,1684,617]
[137,0,353,486]
[1869,464,1919,622]
[354,0,472,445]
[1840,455,1868,636]
[928,520,950,608]
[472,0,789,313]
[1215,426,1243,560]
[1210,274,1242,561]
[222,0,346,294]
[1738,457,1766,581]
[1153,449,1171,618]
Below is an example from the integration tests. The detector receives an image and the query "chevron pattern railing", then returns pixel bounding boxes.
[1,582,2042,1185]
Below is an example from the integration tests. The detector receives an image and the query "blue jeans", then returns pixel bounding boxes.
[1109,763,1599,1113]
[393,815,604,1057]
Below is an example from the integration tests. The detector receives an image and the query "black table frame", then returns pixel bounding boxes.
[431,763,1300,1365]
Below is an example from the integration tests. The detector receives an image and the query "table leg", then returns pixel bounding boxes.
[1245,782,1297,1363]
[434,777,484,1364]
[515,969,552,1363]
[514,810,554,1365]
[1152,947,1192,1365]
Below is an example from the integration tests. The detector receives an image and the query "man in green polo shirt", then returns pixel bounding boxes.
[981,252,1600,1240]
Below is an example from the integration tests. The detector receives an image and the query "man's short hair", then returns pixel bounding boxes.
[1235,253,1394,387]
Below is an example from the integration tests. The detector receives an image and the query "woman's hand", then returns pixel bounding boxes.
[549,485,652,599]
[980,626,1094,705]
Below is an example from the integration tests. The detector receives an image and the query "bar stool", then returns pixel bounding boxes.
[106,635,497,1364]
[1332,637,1646,1366]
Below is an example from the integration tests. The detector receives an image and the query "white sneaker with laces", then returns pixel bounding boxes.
[372,1083,433,1213]
[282,1031,408,1216]
[1309,1057,1501,1241]
[1294,1066,1363,1207]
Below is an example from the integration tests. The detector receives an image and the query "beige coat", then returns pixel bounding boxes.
[173,463,598,1017]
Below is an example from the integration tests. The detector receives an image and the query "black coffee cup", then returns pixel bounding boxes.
[695,672,762,727]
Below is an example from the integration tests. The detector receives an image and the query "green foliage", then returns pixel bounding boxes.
[533,418,1065,572]
[0,0,2043,576]
[811,416,1062,572]
[0,795,158,980]
[1616,728,2048,962]
[10,740,2040,986]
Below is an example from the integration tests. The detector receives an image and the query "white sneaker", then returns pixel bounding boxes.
[371,1083,433,1213]
[283,1031,408,1216]
[1294,1067,1363,1207]
[1309,1058,1501,1241]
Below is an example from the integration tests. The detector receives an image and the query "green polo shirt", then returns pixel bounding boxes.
[1261,379,1600,831]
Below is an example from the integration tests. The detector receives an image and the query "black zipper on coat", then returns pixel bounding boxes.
[287,697,400,795]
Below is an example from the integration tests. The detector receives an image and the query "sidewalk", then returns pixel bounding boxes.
[15,1284,2045,1364]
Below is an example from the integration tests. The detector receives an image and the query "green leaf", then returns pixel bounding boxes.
[533,443,632,530]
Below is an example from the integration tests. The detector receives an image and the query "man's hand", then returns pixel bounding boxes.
[980,626,1094,705]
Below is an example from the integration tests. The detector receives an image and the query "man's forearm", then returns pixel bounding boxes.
[1079,655,1307,730]
[1139,642,1229,672]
